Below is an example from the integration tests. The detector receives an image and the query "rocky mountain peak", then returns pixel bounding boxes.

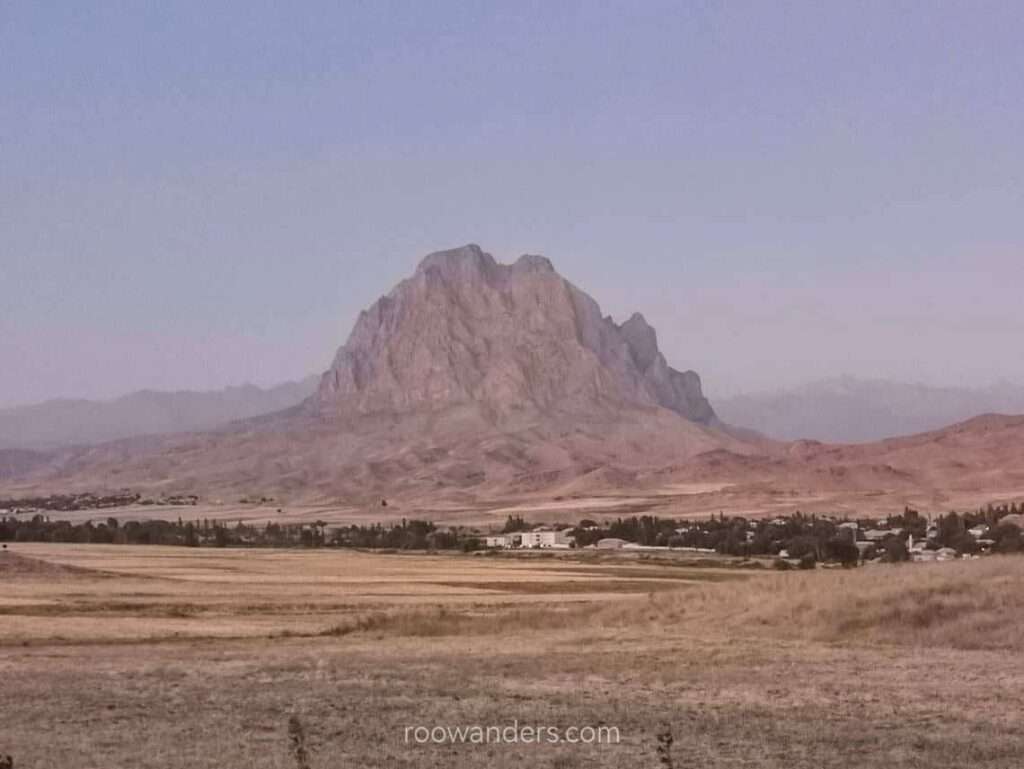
[415,243,496,278]
[513,253,555,272]
[316,246,717,426]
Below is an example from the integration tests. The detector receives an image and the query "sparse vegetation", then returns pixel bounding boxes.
[287,716,312,769]
[655,728,675,769]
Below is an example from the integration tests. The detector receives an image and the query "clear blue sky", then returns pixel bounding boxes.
[2,1,1022,407]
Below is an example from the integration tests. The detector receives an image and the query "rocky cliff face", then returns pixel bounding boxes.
[316,244,717,426]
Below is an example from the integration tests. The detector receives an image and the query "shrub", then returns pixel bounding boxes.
[288,715,311,769]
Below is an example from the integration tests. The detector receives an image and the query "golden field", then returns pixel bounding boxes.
[0,543,748,645]
[2,544,1024,768]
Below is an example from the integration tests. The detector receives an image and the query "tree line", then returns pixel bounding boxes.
[3,503,1023,563]
[0,515,483,551]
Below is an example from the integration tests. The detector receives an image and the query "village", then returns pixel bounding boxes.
[481,505,1024,567]
[4,501,1024,567]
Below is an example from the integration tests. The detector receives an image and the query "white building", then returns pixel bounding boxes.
[519,529,575,548]
[486,530,576,548]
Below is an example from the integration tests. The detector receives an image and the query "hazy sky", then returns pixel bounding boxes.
[3,1,1023,408]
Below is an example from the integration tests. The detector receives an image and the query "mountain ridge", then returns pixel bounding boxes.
[716,376,1024,442]
[0,376,320,451]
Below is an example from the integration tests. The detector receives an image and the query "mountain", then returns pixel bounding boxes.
[716,376,1024,443]
[314,245,717,425]
[0,377,320,451]
[0,245,743,501]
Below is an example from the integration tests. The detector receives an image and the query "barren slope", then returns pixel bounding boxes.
[664,413,1024,513]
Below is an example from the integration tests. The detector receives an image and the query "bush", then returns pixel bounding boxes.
[787,536,819,561]
[993,524,1023,553]
[825,536,860,567]
[881,536,910,563]
[948,532,979,555]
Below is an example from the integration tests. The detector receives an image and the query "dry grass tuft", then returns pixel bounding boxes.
[655,727,675,769]
[287,715,312,769]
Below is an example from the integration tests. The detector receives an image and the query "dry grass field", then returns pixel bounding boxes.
[0,544,749,645]
[3,545,1024,768]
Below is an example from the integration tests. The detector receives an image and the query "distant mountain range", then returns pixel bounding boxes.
[2,246,1023,516]
[4,368,1022,456]
[716,377,1024,443]
[0,377,319,451]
